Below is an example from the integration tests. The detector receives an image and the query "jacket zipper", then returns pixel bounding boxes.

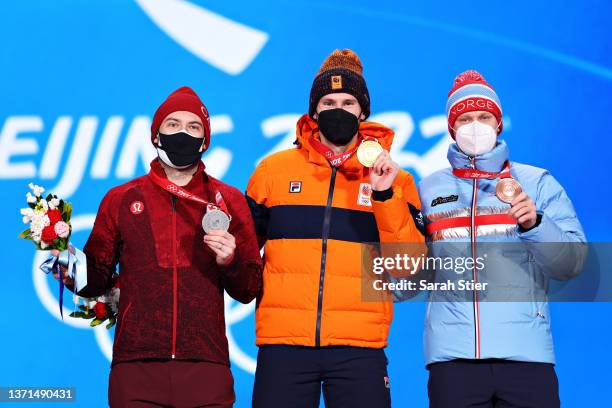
[171,195,178,359]
[469,157,481,359]
[315,165,337,347]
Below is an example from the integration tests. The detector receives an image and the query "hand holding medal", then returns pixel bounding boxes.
[203,229,236,266]
[369,148,400,192]
[507,191,538,230]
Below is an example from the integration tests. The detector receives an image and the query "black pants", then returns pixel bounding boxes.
[252,345,391,408]
[427,359,560,408]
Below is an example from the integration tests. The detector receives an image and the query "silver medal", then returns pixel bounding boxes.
[202,209,231,233]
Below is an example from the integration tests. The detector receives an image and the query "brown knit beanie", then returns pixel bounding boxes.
[309,49,370,119]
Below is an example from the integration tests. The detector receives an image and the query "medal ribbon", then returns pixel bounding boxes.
[309,134,362,168]
[148,169,229,215]
[453,160,512,180]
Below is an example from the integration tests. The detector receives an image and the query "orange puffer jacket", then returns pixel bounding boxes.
[246,114,424,348]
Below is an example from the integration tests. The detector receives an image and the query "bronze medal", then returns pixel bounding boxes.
[496,178,522,204]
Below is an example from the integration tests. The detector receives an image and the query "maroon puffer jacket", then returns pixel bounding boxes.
[77,159,262,367]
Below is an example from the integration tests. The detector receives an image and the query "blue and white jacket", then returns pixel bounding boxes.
[418,140,586,366]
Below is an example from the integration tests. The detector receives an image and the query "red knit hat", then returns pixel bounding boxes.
[150,86,211,147]
[446,70,503,138]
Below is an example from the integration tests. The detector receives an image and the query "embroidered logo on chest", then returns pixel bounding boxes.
[289,181,302,193]
[357,183,372,207]
[130,201,145,215]
[431,195,459,207]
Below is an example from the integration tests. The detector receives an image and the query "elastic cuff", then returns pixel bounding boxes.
[372,187,393,202]
[518,213,543,233]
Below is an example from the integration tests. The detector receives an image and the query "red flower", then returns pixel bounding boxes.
[41,225,58,244]
[93,302,108,320]
[47,209,63,225]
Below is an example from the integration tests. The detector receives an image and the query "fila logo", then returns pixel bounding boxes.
[289,181,302,193]
[357,183,372,207]
[130,201,145,215]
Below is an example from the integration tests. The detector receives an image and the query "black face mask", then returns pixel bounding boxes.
[157,131,205,168]
[317,108,360,146]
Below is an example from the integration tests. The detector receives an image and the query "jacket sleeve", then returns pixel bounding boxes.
[245,159,270,249]
[371,171,428,301]
[219,189,263,304]
[517,172,587,280]
[78,190,121,298]
[371,171,426,244]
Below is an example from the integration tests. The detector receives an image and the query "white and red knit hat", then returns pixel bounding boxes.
[446,70,502,138]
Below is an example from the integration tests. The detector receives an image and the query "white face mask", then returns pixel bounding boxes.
[455,121,498,157]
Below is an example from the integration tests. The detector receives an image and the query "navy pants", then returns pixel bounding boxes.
[427,359,560,408]
[252,345,391,408]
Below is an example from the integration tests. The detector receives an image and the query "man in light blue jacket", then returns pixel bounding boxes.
[417,70,586,408]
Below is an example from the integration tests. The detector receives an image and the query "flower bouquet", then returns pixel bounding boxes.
[19,183,120,327]
[18,183,72,249]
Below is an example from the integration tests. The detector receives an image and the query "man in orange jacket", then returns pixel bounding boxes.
[246,49,425,408]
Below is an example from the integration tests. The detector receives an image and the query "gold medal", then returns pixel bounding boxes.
[357,140,383,168]
[496,178,522,204]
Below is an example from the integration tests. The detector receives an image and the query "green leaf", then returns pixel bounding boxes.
[90,318,105,327]
[106,318,116,329]
[64,202,72,221]
[69,311,86,318]
[17,228,31,239]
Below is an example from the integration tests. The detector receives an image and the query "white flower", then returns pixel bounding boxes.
[40,241,48,249]
[26,192,37,204]
[29,213,48,237]
[22,216,30,224]
[40,200,48,211]
[20,208,34,217]
[29,183,45,197]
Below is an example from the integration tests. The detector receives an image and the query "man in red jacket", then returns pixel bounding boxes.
[53,86,262,407]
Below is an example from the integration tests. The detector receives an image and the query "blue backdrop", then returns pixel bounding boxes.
[2,1,611,406]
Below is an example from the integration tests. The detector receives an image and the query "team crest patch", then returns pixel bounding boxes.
[431,194,459,207]
[384,376,391,389]
[358,183,372,207]
[331,75,343,90]
[289,181,302,193]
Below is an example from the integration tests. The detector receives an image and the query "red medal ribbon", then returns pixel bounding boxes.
[148,168,229,215]
[453,160,512,180]
[309,135,362,168]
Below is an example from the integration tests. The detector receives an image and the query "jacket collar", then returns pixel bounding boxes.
[149,159,208,192]
[295,114,395,173]
[448,139,509,172]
